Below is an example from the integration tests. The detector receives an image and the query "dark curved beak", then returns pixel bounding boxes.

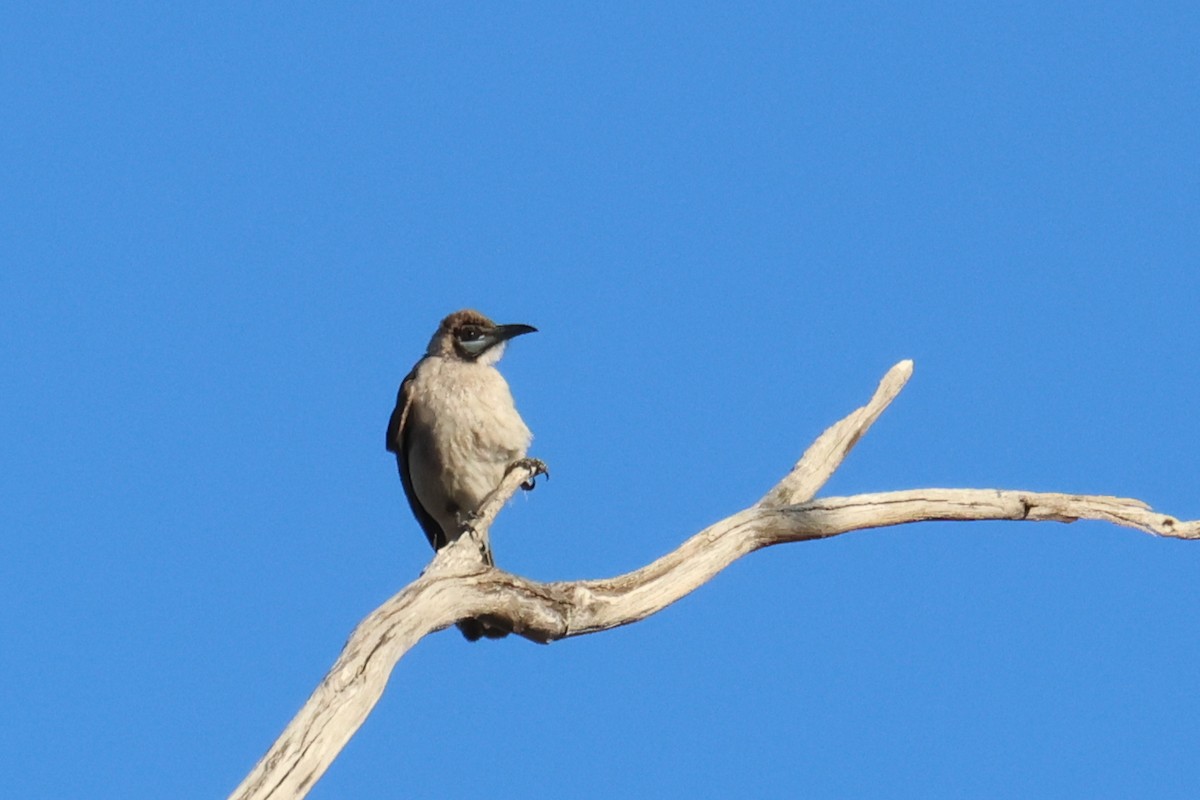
[494,323,538,342]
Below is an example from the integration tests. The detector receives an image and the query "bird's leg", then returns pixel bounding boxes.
[458,508,482,535]
[507,457,549,491]
[457,507,482,536]
[455,510,492,564]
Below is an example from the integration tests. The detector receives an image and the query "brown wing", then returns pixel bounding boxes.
[386,360,446,550]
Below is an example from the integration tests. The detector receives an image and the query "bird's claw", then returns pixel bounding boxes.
[508,457,549,491]
[456,508,483,537]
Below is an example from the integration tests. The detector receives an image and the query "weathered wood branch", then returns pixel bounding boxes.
[759,358,913,508]
[230,359,1197,800]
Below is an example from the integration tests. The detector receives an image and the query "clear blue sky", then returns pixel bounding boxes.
[2,4,1197,798]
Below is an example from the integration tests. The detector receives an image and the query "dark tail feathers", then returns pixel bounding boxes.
[457,616,511,641]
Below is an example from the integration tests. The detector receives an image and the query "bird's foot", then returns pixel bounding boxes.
[452,511,494,567]
[459,508,483,535]
[508,457,549,491]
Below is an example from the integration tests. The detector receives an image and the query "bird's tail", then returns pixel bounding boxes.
[457,618,509,641]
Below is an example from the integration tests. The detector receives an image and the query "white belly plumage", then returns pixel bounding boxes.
[407,356,532,538]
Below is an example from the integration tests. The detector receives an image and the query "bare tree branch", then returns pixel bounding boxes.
[759,358,913,508]
[229,359,1197,800]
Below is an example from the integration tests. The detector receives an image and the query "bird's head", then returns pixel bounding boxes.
[428,309,537,364]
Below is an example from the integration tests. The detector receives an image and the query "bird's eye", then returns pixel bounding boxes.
[458,326,483,342]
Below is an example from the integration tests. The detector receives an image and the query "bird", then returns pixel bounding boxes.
[386,309,538,640]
